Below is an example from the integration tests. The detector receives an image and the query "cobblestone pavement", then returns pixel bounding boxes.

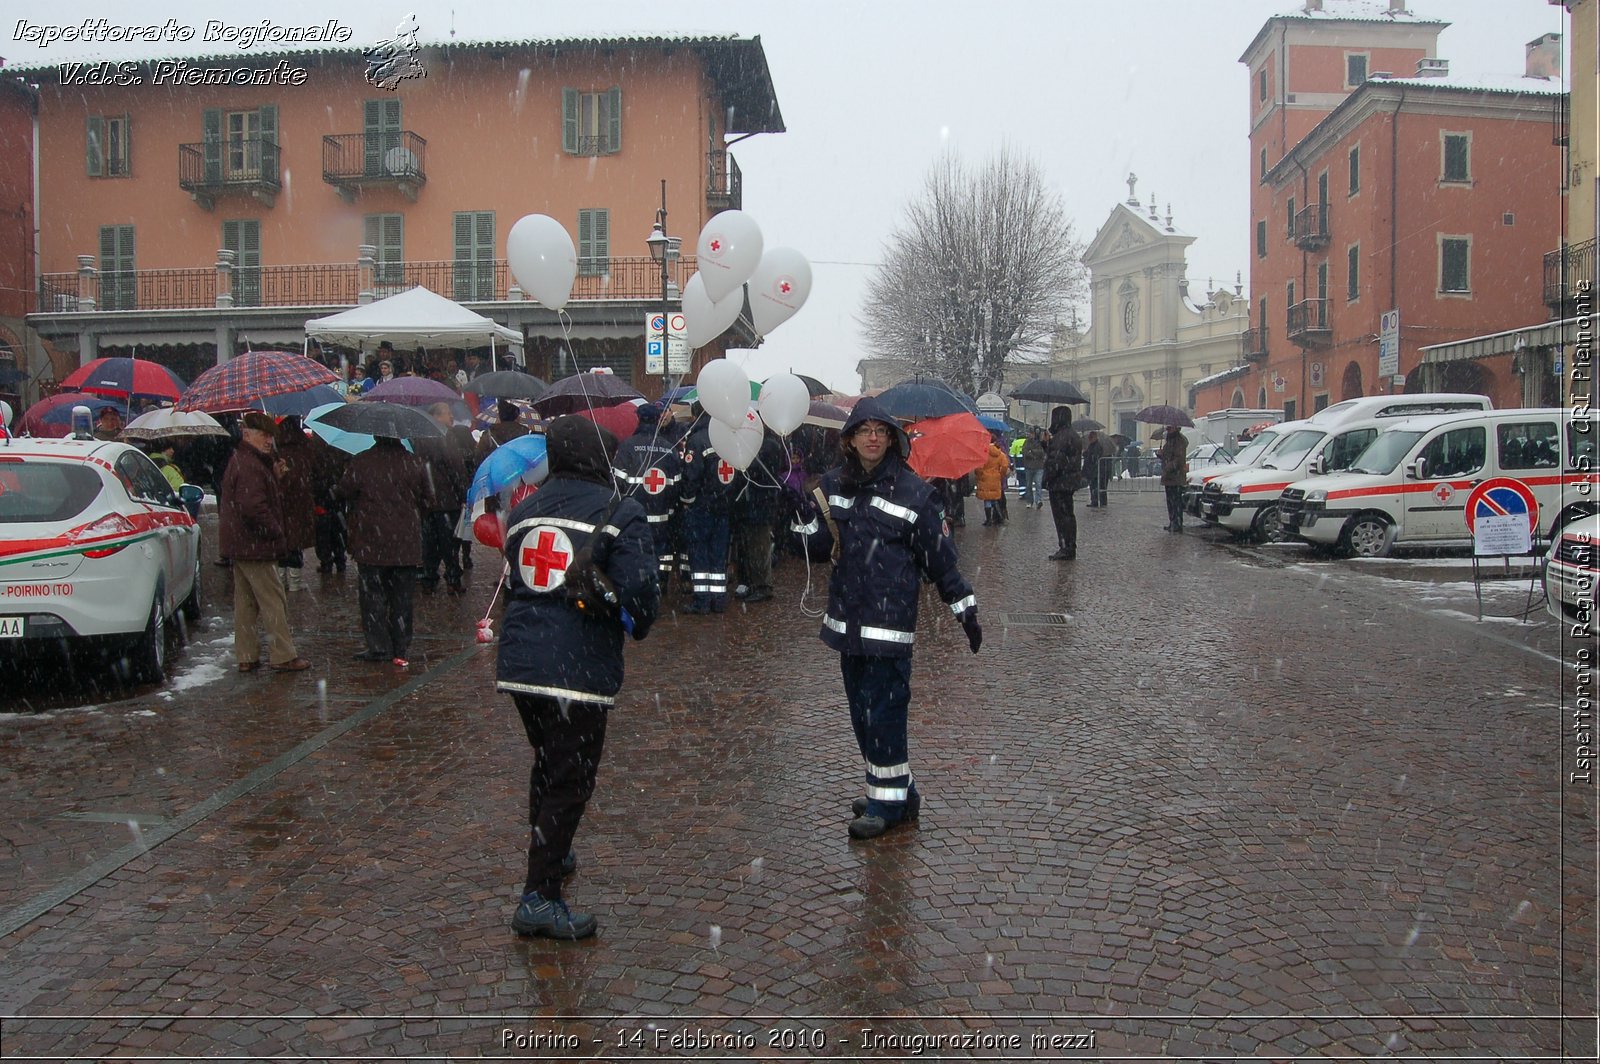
[0,487,1593,1060]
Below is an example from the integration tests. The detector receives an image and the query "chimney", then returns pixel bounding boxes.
[1305,0,1322,11]
[1526,32,1562,79]
[1388,0,1407,12]
[1415,57,1449,77]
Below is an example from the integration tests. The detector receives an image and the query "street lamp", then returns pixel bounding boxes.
[645,180,670,382]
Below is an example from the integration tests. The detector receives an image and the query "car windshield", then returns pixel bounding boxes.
[0,461,104,523]
[1262,429,1326,469]
[1349,429,1427,475]
[1233,434,1277,466]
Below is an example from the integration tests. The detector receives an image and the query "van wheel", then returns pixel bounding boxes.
[1339,515,1393,558]
[127,592,167,685]
[1252,504,1284,544]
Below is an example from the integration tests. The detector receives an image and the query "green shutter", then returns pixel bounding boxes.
[202,108,222,184]
[592,209,609,266]
[368,214,403,285]
[562,88,578,154]
[257,105,278,183]
[119,114,131,176]
[453,212,475,301]
[100,225,134,310]
[605,87,622,154]
[363,100,383,174]
[473,211,495,299]
[86,115,104,176]
[577,210,593,273]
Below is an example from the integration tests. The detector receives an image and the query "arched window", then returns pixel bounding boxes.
[1258,386,1268,407]
[1230,387,1246,408]
[1341,361,1363,400]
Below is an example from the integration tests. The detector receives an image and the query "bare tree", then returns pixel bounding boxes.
[861,148,1086,397]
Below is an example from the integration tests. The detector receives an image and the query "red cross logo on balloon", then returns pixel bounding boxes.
[708,238,723,254]
[643,467,668,495]
[778,279,793,296]
[519,527,572,591]
[717,459,736,485]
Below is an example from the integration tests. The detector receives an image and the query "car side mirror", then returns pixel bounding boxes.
[178,483,204,519]
[1406,457,1426,480]
[1310,455,1326,476]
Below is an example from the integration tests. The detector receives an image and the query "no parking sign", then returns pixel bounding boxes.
[1464,477,1538,556]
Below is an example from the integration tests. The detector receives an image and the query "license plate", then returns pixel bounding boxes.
[1202,504,1216,516]
[0,616,22,638]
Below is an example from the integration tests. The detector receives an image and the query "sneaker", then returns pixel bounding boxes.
[512,891,596,940]
[1048,549,1072,560]
[392,657,409,668]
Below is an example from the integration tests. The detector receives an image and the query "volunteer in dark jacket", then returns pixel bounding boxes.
[497,415,659,940]
[1159,424,1190,533]
[792,397,980,841]
[730,428,785,603]
[1041,405,1084,560]
[220,411,310,672]
[612,401,684,594]
[416,402,472,593]
[336,436,434,665]
[678,408,737,613]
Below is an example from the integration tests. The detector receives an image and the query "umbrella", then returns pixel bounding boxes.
[1108,433,1131,445]
[177,351,341,413]
[1008,378,1090,405]
[305,402,414,454]
[793,374,831,398]
[463,369,548,400]
[61,357,186,401]
[664,380,761,406]
[15,393,126,438]
[874,378,979,420]
[800,399,849,429]
[313,401,445,440]
[120,406,228,440]
[906,412,992,480]
[467,433,549,506]
[533,372,644,417]
[1075,418,1106,432]
[363,376,463,407]
[1133,404,1195,428]
[976,413,1010,433]
[566,404,640,441]
[261,384,348,418]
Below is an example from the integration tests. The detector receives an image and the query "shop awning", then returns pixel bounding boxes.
[1419,314,1595,364]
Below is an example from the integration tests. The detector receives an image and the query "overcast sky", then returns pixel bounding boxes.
[4,0,1569,394]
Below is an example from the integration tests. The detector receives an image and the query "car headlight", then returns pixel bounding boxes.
[1305,489,1328,503]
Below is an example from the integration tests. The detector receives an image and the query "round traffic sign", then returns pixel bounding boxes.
[1463,477,1538,533]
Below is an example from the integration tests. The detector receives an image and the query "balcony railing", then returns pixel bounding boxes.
[707,150,743,212]
[322,131,427,197]
[1292,202,1329,250]
[1243,326,1269,362]
[36,256,697,313]
[1286,298,1331,345]
[1543,237,1596,313]
[178,138,282,207]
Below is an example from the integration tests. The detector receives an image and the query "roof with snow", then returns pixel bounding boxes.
[1240,2,1447,62]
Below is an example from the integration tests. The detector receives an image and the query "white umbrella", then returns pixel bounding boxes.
[120,406,229,440]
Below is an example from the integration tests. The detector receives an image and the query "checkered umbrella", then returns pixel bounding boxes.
[176,351,341,413]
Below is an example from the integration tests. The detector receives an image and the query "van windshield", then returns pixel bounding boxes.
[1234,433,1277,466]
[1349,429,1427,475]
[1263,429,1327,469]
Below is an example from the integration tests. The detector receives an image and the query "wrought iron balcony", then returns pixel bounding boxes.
[706,150,743,212]
[322,131,427,201]
[178,138,281,209]
[1243,326,1269,362]
[1292,202,1329,251]
[1543,237,1596,315]
[1286,299,1331,346]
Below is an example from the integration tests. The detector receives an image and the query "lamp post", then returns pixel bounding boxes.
[645,180,670,382]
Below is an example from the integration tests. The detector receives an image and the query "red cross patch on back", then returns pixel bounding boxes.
[519,526,574,591]
[643,467,668,494]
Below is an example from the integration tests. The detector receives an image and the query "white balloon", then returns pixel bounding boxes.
[695,210,764,303]
[0,399,11,428]
[749,247,813,337]
[695,358,751,428]
[708,405,764,471]
[756,372,810,436]
[506,214,578,312]
[683,273,745,349]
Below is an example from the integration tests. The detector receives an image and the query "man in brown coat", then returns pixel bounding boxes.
[336,436,434,666]
[274,416,317,591]
[220,411,310,672]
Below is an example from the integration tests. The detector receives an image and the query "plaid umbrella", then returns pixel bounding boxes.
[176,351,340,413]
[61,357,186,401]
[533,372,644,417]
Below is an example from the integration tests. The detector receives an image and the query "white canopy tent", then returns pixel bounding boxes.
[303,286,523,371]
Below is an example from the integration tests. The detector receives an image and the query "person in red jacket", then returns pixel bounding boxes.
[219,412,310,672]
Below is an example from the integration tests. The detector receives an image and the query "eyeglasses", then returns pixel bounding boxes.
[855,426,891,438]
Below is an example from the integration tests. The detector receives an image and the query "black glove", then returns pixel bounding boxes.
[960,607,982,654]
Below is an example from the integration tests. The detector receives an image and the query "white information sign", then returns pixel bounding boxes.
[1378,309,1400,377]
[1473,513,1532,556]
[646,312,690,375]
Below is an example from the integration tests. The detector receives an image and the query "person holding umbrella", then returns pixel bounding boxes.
[1159,425,1189,532]
[336,435,435,665]
[1041,406,1085,560]
[1083,430,1107,509]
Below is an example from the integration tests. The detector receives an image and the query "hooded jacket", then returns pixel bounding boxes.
[496,416,659,704]
[791,397,975,659]
[612,408,685,525]
[1042,406,1085,493]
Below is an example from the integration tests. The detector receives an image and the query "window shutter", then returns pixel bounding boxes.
[363,214,381,249]
[382,214,403,285]
[453,213,473,300]
[606,87,622,153]
[593,209,609,264]
[100,225,117,264]
[257,104,278,180]
[562,88,578,154]
[202,108,222,184]
[577,209,593,272]
[120,113,131,176]
[86,115,104,176]
[363,100,383,174]
[223,219,240,254]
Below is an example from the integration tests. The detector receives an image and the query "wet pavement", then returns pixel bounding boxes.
[0,486,1593,1060]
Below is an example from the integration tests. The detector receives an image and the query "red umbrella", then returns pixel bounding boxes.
[60,356,186,401]
[568,402,639,441]
[177,351,341,413]
[15,393,126,438]
[905,412,991,480]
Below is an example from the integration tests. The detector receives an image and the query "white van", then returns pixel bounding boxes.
[1200,394,1493,542]
[1281,408,1597,557]
[1182,421,1304,517]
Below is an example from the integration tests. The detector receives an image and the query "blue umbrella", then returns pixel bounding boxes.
[305,402,413,454]
[261,384,348,417]
[874,377,980,420]
[977,413,1009,432]
[467,433,549,506]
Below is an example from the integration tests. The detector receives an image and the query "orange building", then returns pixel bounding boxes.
[1226,1,1565,419]
[14,35,784,396]
[0,72,36,411]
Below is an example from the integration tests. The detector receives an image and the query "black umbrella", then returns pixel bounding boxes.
[874,377,979,420]
[464,369,549,400]
[1007,377,1090,405]
[532,372,644,417]
[315,401,445,439]
[1074,418,1106,432]
[795,373,832,398]
[1133,404,1195,428]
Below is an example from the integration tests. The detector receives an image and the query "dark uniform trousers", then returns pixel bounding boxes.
[683,506,730,609]
[357,564,416,658]
[514,693,607,900]
[841,654,917,820]
[1049,488,1078,556]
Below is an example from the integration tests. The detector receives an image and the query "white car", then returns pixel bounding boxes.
[0,436,202,682]
[1546,514,1598,627]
